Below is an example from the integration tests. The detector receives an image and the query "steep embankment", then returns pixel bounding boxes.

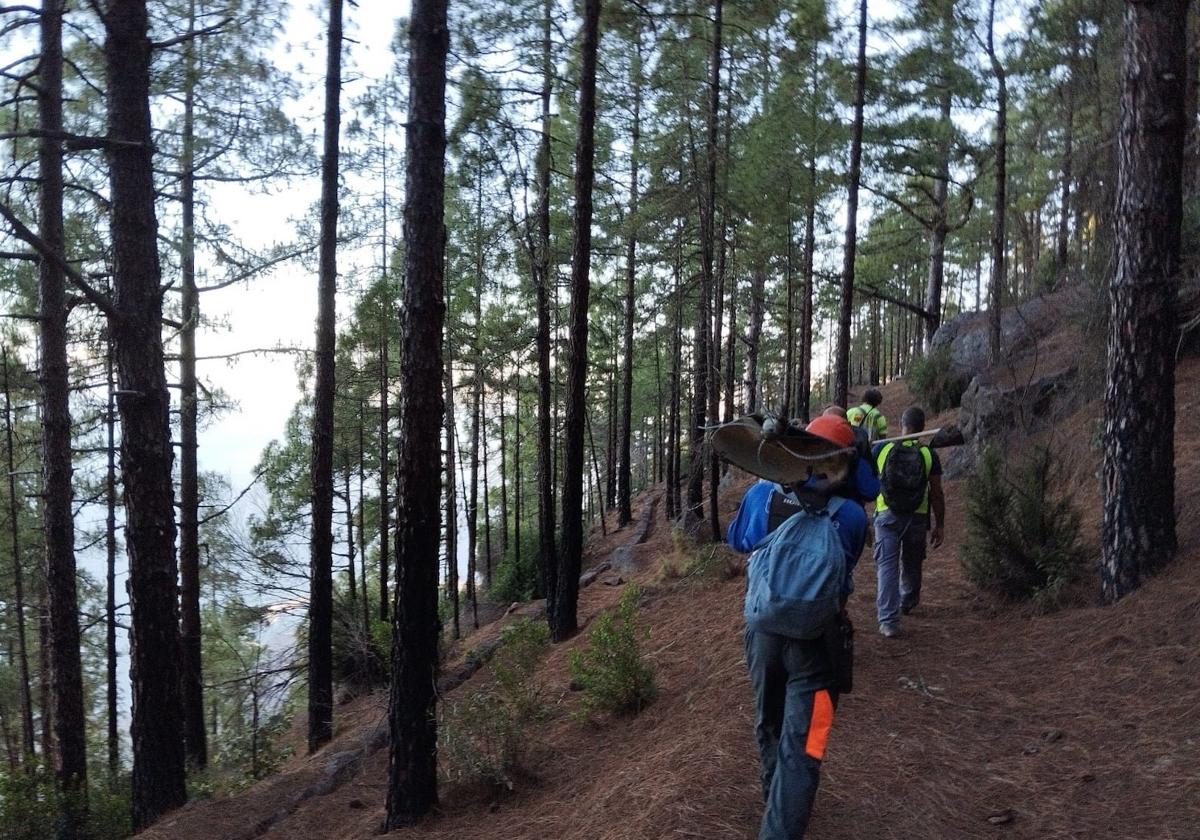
[145,318,1200,840]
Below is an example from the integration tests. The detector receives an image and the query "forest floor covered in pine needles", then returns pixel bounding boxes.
[142,358,1200,840]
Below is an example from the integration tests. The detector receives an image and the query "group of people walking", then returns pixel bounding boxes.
[727,388,946,839]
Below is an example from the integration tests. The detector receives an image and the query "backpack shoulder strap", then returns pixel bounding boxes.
[919,445,933,474]
[876,441,895,473]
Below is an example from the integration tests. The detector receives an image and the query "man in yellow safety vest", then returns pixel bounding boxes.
[847,388,887,443]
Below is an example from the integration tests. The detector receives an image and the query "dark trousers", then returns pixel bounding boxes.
[873,509,928,625]
[745,629,838,840]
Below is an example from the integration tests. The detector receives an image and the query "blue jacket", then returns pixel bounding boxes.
[727,481,868,592]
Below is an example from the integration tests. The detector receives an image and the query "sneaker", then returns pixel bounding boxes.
[879,622,901,639]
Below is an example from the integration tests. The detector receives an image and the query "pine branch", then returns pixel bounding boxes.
[0,201,117,318]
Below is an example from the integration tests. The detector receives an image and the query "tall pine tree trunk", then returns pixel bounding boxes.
[498,382,508,561]
[616,40,642,528]
[2,352,35,766]
[307,0,343,755]
[105,340,119,778]
[800,151,817,422]
[386,0,447,823]
[836,0,868,406]
[783,200,795,419]
[177,0,206,769]
[552,0,601,641]
[534,0,557,605]
[1101,0,1187,601]
[669,233,684,520]
[39,0,88,814]
[379,329,390,622]
[468,167,484,628]
[106,0,186,825]
[723,252,737,422]
[745,267,764,414]
[687,0,722,521]
[986,0,1007,363]
[924,73,952,348]
[444,354,459,640]
[1056,33,1078,272]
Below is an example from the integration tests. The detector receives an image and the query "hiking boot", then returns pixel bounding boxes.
[879,622,901,639]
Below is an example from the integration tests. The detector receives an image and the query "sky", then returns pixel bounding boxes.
[192,2,408,496]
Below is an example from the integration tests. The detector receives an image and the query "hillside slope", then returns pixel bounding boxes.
[143,362,1200,840]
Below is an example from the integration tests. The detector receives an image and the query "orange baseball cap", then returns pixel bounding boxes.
[805,414,856,449]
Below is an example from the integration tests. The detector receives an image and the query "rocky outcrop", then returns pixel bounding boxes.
[931,292,1070,379]
[945,367,1084,477]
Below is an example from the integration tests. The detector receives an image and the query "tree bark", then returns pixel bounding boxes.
[307,0,343,755]
[869,297,881,385]
[1056,32,1079,273]
[178,0,206,770]
[723,251,737,422]
[444,353,459,640]
[745,267,764,415]
[616,40,642,528]
[343,461,356,608]
[358,406,371,642]
[106,0,187,825]
[552,0,601,642]
[498,381,508,561]
[534,0,557,605]
[468,165,484,628]
[379,328,390,623]
[783,198,795,419]
[384,0,447,825]
[923,40,952,349]
[481,400,492,589]
[39,0,89,813]
[2,351,35,768]
[1101,0,1187,602]
[836,0,868,407]
[105,340,119,778]
[686,0,722,520]
[986,0,1007,364]
[513,369,522,566]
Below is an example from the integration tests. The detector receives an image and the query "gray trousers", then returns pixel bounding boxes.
[872,509,928,625]
[745,629,838,840]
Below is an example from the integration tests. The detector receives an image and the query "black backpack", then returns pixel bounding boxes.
[880,443,927,515]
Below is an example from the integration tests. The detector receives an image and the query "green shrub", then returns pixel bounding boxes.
[960,446,1088,611]
[0,764,60,840]
[568,585,656,717]
[440,618,550,787]
[907,344,969,414]
[0,765,131,840]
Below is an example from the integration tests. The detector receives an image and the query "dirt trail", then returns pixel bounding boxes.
[145,369,1200,840]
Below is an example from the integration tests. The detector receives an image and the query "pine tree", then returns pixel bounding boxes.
[385,0,448,825]
[1101,0,1187,601]
[307,0,344,755]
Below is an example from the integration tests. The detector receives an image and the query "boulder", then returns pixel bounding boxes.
[946,367,1082,477]
[931,295,1059,379]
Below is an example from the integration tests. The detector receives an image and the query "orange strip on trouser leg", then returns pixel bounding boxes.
[805,690,835,761]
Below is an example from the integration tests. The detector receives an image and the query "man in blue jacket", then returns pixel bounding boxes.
[728,414,868,840]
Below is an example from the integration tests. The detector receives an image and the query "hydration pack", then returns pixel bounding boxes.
[880,442,928,515]
[744,494,847,640]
